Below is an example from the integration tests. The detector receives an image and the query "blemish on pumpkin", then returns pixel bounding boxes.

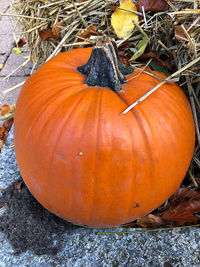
[56,153,70,162]
[91,179,94,182]
[78,152,83,156]
[133,202,140,208]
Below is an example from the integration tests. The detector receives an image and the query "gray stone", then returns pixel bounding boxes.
[0,130,200,267]
[0,54,7,65]
[0,34,15,54]
[0,0,12,14]
[0,76,26,105]
[0,52,33,77]
[0,15,16,35]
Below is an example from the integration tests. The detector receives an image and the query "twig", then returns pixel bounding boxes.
[0,13,50,21]
[3,81,25,94]
[120,56,200,115]
[72,0,88,28]
[186,75,200,149]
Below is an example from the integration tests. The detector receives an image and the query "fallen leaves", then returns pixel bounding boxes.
[39,22,64,41]
[111,0,139,39]
[17,38,26,48]
[137,188,200,228]
[0,104,15,152]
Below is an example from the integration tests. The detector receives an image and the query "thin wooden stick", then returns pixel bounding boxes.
[120,56,200,115]
[0,13,50,21]
[186,75,200,148]
[3,81,25,94]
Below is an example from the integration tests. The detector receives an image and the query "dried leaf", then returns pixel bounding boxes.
[39,22,64,41]
[160,188,200,225]
[139,51,160,59]
[0,64,3,70]
[17,38,26,48]
[137,214,165,228]
[111,0,139,39]
[52,22,64,39]
[0,104,15,152]
[174,25,192,42]
[1,104,16,116]
[137,0,169,12]
[109,5,119,11]
[13,181,24,191]
[130,36,150,62]
[79,25,97,39]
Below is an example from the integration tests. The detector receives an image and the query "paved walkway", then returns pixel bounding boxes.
[0,0,32,106]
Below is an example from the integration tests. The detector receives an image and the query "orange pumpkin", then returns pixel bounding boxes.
[14,38,195,227]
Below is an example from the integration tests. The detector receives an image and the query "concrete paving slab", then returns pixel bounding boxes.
[0,34,15,54]
[0,52,33,77]
[0,54,7,65]
[0,76,26,105]
[0,2,11,14]
[0,15,16,35]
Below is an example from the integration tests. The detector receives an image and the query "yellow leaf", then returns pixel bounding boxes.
[111,0,138,39]
[13,47,22,54]
[0,64,3,70]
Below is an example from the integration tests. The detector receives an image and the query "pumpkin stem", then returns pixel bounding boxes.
[77,37,133,91]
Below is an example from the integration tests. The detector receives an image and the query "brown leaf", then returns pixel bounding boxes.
[39,22,64,41]
[139,51,160,59]
[52,22,64,39]
[0,139,4,152]
[137,214,165,228]
[174,25,192,42]
[1,104,16,116]
[13,181,24,191]
[160,188,200,225]
[79,25,97,40]
[136,0,169,12]
[109,5,119,11]
[17,38,26,48]
[4,117,14,131]
[0,104,15,152]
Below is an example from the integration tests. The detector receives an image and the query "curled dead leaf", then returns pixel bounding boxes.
[137,214,165,228]
[174,25,192,42]
[39,22,64,41]
[0,104,15,152]
[17,38,26,48]
[1,104,16,116]
[13,181,24,191]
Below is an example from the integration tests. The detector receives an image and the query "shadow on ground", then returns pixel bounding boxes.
[0,179,80,256]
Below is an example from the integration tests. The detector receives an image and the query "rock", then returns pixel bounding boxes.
[0,129,200,267]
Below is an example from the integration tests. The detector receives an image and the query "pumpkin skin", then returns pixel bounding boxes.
[14,47,195,228]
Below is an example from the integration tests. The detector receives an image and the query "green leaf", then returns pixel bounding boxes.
[130,36,150,62]
[13,47,22,55]
[150,61,171,76]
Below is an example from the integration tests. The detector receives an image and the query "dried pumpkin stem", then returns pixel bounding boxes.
[77,37,133,91]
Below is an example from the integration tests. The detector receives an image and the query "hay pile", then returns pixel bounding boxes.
[4,0,200,226]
